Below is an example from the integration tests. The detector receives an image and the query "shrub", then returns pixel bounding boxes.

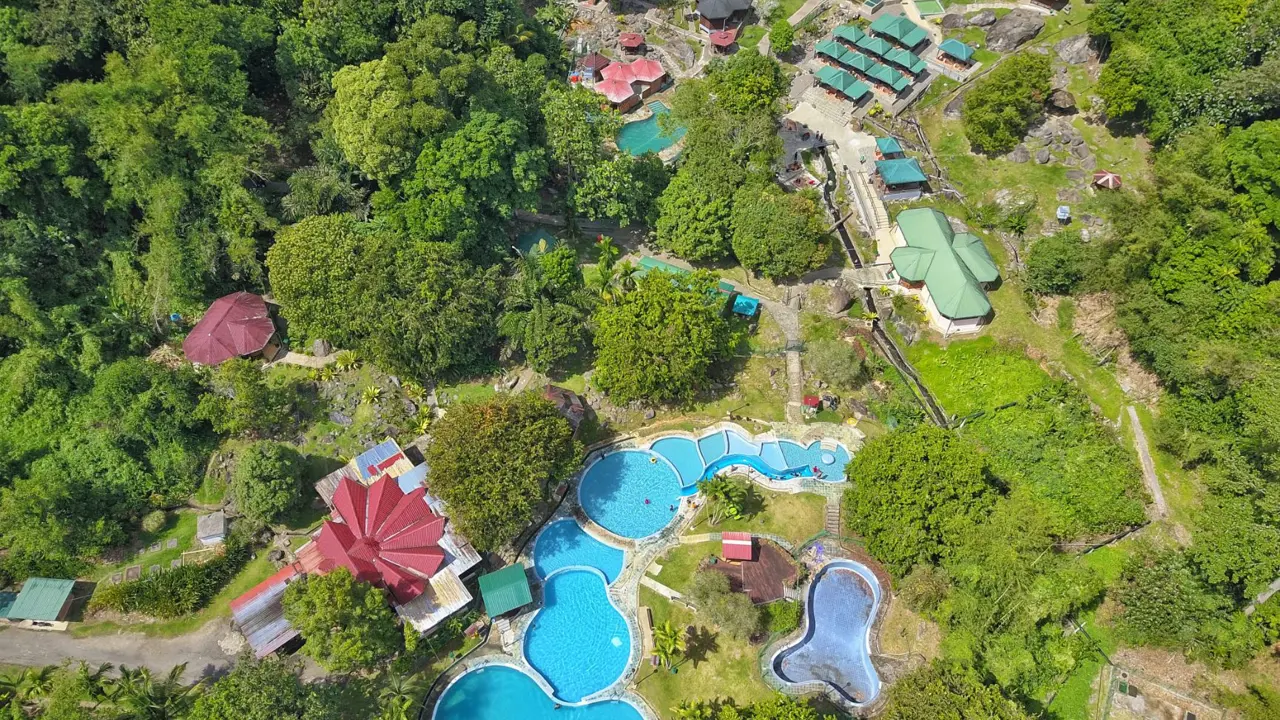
[89,541,251,618]
[764,600,802,634]
[230,441,306,526]
[688,569,760,640]
[1025,230,1093,295]
[807,338,868,391]
[962,53,1052,155]
[769,19,794,54]
[141,510,168,534]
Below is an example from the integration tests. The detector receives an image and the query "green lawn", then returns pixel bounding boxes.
[907,336,1052,416]
[635,588,776,718]
[90,511,199,582]
[739,25,766,50]
[654,542,717,594]
[690,487,828,545]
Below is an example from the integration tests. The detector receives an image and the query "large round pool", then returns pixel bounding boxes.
[434,665,642,720]
[524,569,631,702]
[578,450,681,538]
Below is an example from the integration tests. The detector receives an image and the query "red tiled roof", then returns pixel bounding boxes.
[595,78,636,103]
[315,475,448,604]
[580,52,610,71]
[629,58,665,83]
[722,532,754,561]
[182,291,275,365]
[709,29,737,47]
[600,62,637,84]
[619,32,645,48]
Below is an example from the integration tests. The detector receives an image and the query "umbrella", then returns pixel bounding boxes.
[1093,170,1122,190]
[182,291,275,365]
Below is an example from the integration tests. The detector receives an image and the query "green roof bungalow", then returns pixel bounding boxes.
[815,66,871,102]
[1,577,77,631]
[854,35,895,60]
[864,62,912,94]
[869,13,930,52]
[890,208,1000,335]
[884,47,927,76]
[875,137,904,159]
[478,563,532,618]
[874,158,928,201]
[938,38,977,68]
[832,25,866,48]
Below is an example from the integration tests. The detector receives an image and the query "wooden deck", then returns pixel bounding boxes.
[707,542,797,604]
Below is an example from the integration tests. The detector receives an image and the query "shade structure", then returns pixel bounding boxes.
[815,66,869,100]
[478,564,533,617]
[579,52,610,72]
[600,62,637,84]
[709,29,737,47]
[1093,170,1122,190]
[619,32,645,48]
[721,532,755,561]
[629,57,665,83]
[595,78,635,104]
[315,475,449,604]
[182,291,275,366]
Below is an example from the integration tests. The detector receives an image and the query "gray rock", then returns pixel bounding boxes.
[1049,89,1077,112]
[986,10,1045,53]
[328,410,353,426]
[1070,135,1085,146]
[1065,170,1086,180]
[166,538,178,549]
[1080,154,1097,171]
[1005,144,1031,163]
[311,339,331,357]
[944,92,966,119]
[1055,34,1094,64]
[267,549,286,563]
[1057,188,1081,203]
[149,565,162,575]
[828,286,852,313]
[643,408,656,420]
[1072,142,1091,158]
[969,9,997,26]
[1035,148,1051,164]
[941,13,967,28]
[389,375,400,387]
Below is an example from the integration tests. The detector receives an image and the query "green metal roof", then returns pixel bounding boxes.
[833,25,866,45]
[815,66,869,99]
[6,578,75,621]
[0,592,16,618]
[876,137,903,154]
[869,13,928,48]
[842,51,878,74]
[815,39,844,59]
[939,38,976,62]
[876,158,927,185]
[855,35,895,58]
[884,47,927,74]
[866,63,911,92]
[479,564,532,617]
[890,208,998,320]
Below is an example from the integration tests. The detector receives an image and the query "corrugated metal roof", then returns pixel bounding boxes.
[479,564,532,617]
[354,439,406,481]
[6,578,74,621]
[230,565,301,658]
[890,208,996,320]
[722,532,754,561]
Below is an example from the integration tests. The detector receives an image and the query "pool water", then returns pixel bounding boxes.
[533,520,624,583]
[524,569,632,702]
[650,437,704,488]
[616,102,686,156]
[772,560,882,705]
[647,430,851,487]
[780,440,851,479]
[434,665,643,720]
[579,450,682,538]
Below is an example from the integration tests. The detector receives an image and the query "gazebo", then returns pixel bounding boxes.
[1093,170,1122,190]
[709,29,737,52]
[814,65,870,102]
[619,32,645,53]
[721,532,755,562]
[479,563,532,617]
[182,291,278,366]
[579,52,611,81]
[629,58,667,96]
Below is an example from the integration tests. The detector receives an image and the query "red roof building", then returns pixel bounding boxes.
[600,62,637,84]
[579,52,611,81]
[722,532,755,561]
[802,395,822,409]
[315,475,448,604]
[595,78,638,109]
[628,58,665,84]
[619,32,645,51]
[182,291,277,366]
[709,29,737,50]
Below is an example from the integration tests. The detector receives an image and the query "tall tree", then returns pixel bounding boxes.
[282,567,403,673]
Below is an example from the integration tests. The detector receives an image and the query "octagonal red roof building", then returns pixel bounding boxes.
[315,475,448,604]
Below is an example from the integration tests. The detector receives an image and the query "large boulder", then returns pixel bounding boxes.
[828,286,852,314]
[1054,34,1094,64]
[968,9,997,26]
[941,13,967,29]
[944,91,966,119]
[1005,144,1031,163]
[986,9,1045,52]
[1035,148,1051,164]
[1049,89,1077,113]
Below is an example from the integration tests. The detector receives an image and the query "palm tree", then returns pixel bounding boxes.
[113,664,203,720]
[697,475,747,525]
[603,260,640,302]
[77,662,116,708]
[653,620,687,670]
[1,666,56,718]
[378,674,427,720]
[671,699,713,720]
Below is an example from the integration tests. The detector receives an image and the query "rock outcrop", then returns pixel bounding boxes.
[1054,34,1095,64]
[968,9,997,26]
[986,9,1045,52]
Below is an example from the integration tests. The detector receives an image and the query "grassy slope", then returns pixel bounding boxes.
[689,488,827,545]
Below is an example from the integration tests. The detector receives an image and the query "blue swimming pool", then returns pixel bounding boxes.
[524,569,632,702]
[533,520,624,583]
[772,560,882,705]
[616,102,686,156]
[647,429,851,487]
[434,665,643,720]
[579,450,682,538]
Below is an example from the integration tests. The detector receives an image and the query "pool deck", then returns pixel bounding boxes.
[706,541,797,604]
[426,421,874,720]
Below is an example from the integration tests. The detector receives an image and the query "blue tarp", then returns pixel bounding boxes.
[354,439,403,481]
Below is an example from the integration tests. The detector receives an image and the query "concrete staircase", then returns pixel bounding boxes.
[825,496,842,536]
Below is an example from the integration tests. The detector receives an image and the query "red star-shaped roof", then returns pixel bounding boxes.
[316,475,447,604]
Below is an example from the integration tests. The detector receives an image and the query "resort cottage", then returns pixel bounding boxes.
[592,57,669,111]
[869,13,930,53]
[874,157,928,201]
[231,439,482,657]
[875,136,905,160]
[889,208,1000,335]
[182,291,281,366]
[937,38,977,70]
[0,577,77,631]
[578,52,610,82]
[696,0,752,30]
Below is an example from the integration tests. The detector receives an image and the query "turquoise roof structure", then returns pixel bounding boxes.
[869,13,929,48]
[876,137,903,154]
[885,47,927,74]
[5,578,75,621]
[855,35,895,58]
[833,25,866,45]
[876,158,928,185]
[890,208,999,320]
[815,66,870,100]
[939,38,976,62]
[865,63,911,92]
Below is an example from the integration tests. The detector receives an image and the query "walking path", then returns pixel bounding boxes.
[1126,406,1167,520]
[0,621,237,682]
[639,575,683,601]
[948,2,1054,14]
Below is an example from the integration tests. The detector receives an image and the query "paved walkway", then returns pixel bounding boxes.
[267,351,336,369]
[901,0,944,44]
[0,621,237,682]
[1126,406,1167,520]
[639,575,683,600]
